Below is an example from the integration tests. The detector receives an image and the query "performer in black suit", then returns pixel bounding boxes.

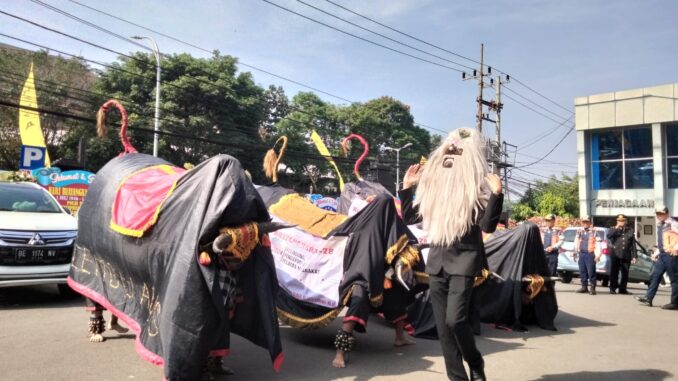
[399,128,503,381]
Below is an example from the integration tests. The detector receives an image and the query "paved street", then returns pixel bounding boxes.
[1,281,676,381]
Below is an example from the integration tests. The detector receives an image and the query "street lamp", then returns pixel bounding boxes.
[131,35,161,157]
[383,142,413,194]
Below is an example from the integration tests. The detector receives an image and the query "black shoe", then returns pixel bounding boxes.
[609,289,617,294]
[635,296,652,307]
[589,288,597,295]
[576,287,588,294]
[618,290,632,295]
[661,303,678,310]
[470,362,486,381]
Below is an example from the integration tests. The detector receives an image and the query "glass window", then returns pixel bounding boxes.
[593,131,622,161]
[591,126,653,190]
[625,160,654,189]
[624,128,653,159]
[666,124,678,157]
[668,158,678,189]
[595,162,623,189]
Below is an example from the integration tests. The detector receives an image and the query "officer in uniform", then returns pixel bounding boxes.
[635,206,678,309]
[574,216,600,295]
[540,214,562,276]
[607,214,638,295]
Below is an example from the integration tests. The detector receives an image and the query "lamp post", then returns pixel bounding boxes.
[131,36,161,157]
[383,142,413,194]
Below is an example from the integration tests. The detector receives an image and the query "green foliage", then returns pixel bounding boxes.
[61,52,269,175]
[0,47,96,170]
[511,202,535,221]
[517,174,579,220]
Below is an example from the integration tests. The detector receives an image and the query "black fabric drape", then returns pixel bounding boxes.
[70,154,282,381]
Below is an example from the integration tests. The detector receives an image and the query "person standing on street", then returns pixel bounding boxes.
[402,128,503,381]
[574,216,600,295]
[540,214,562,276]
[607,214,638,295]
[635,206,678,309]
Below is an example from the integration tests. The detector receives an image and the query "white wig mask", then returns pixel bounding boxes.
[414,128,490,246]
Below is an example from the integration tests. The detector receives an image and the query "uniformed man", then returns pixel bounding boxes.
[635,206,678,309]
[574,216,600,295]
[607,214,638,295]
[540,214,562,276]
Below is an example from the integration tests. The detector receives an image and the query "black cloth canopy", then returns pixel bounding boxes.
[69,154,283,381]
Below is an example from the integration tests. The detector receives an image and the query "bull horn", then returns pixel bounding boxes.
[258,221,296,235]
[521,276,561,282]
[490,272,505,282]
[395,260,410,291]
[213,233,232,254]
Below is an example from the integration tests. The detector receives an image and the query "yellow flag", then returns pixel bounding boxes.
[19,62,50,167]
[310,130,344,191]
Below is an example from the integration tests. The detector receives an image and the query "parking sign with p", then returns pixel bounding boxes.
[20,145,46,170]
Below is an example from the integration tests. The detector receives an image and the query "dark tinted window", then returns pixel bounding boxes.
[0,184,62,213]
[625,160,654,189]
[667,124,678,157]
[593,131,622,160]
[668,158,678,189]
[624,128,653,158]
[594,161,623,189]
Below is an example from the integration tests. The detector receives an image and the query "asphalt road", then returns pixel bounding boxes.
[1,281,676,381]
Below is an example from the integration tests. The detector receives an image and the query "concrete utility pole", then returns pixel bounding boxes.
[477,44,484,132]
[131,36,161,157]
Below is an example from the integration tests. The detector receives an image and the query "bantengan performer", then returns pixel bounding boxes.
[400,128,503,381]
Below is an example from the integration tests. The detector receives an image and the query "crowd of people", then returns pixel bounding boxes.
[537,207,678,309]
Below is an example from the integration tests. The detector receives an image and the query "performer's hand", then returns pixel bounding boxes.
[403,164,422,189]
[631,258,637,265]
[594,256,601,263]
[485,174,503,194]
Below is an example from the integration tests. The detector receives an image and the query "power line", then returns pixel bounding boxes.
[296,0,474,71]
[260,0,464,73]
[516,116,574,151]
[321,0,573,116]
[65,0,354,104]
[503,86,570,121]
[513,127,575,169]
[503,92,570,126]
[321,0,478,66]
[22,0,446,134]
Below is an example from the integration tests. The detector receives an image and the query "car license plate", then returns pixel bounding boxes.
[14,248,58,263]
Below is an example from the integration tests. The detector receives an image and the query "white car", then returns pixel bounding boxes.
[0,181,77,295]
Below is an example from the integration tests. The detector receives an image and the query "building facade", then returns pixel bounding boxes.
[575,83,678,248]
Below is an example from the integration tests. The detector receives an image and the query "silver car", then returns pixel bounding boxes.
[0,182,78,295]
[557,227,653,285]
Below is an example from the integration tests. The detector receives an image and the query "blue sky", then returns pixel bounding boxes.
[2,0,677,186]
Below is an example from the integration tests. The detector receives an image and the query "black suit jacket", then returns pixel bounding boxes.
[399,187,504,276]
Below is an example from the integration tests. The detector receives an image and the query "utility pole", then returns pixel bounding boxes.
[477,44,484,132]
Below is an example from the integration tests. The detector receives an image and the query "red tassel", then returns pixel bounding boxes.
[199,251,212,266]
[261,234,272,248]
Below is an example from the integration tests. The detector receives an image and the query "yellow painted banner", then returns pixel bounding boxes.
[19,62,50,167]
[310,130,344,191]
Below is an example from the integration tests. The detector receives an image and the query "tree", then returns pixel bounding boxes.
[60,51,269,175]
[336,96,432,164]
[511,202,535,221]
[516,174,579,219]
[0,47,96,170]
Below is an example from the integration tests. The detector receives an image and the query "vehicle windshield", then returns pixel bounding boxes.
[0,184,62,213]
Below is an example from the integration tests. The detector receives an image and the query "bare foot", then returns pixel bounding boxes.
[394,336,416,347]
[108,320,129,334]
[332,350,346,368]
[89,334,105,343]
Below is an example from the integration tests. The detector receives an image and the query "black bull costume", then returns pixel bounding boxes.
[68,102,283,381]
[407,222,559,339]
[256,184,426,331]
